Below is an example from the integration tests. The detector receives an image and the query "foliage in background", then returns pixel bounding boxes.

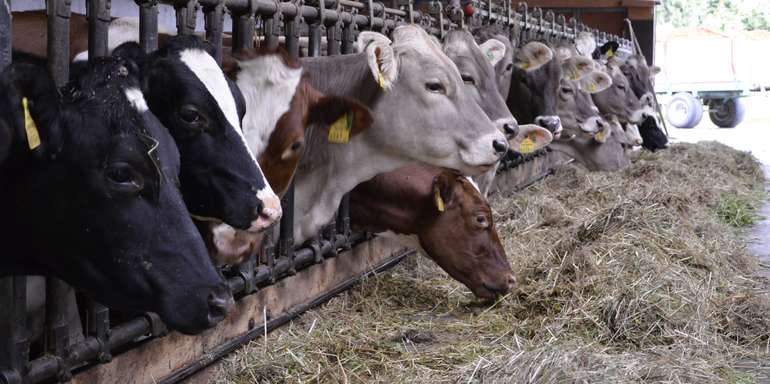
[657,0,770,32]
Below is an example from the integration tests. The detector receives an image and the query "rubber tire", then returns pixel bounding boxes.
[708,98,746,128]
[666,92,703,129]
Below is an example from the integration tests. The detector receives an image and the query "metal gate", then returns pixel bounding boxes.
[0,1,632,383]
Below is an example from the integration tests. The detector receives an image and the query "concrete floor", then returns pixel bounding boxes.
[661,95,770,277]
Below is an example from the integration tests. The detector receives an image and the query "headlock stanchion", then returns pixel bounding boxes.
[0,1,633,382]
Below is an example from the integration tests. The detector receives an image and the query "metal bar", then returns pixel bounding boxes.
[203,0,226,63]
[87,301,112,364]
[0,277,28,384]
[175,0,198,35]
[231,1,256,51]
[0,0,12,71]
[137,0,160,53]
[263,12,281,49]
[284,2,301,57]
[87,0,111,60]
[47,0,72,86]
[44,279,74,382]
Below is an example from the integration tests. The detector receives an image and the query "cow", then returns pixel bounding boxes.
[507,41,594,138]
[551,63,631,172]
[350,165,515,299]
[111,37,282,234]
[0,60,231,335]
[202,48,374,266]
[472,25,515,98]
[292,26,507,243]
[441,29,520,196]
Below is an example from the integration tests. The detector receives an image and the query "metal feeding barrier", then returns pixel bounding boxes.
[0,1,632,382]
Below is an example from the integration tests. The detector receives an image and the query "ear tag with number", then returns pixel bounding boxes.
[22,97,41,150]
[377,70,386,89]
[595,130,605,142]
[433,185,445,213]
[606,48,614,58]
[328,112,352,144]
[519,136,535,154]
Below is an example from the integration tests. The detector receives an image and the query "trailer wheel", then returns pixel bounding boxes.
[666,93,703,128]
[708,98,745,128]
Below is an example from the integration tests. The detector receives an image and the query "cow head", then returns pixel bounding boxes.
[591,63,645,124]
[357,26,508,175]
[113,36,282,234]
[0,61,231,334]
[556,71,612,134]
[508,42,566,137]
[418,171,515,299]
[203,49,374,266]
[620,54,661,100]
[443,30,518,137]
[472,26,516,99]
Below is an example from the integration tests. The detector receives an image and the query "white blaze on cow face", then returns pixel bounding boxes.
[236,55,304,156]
[178,48,281,232]
[124,87,149,113]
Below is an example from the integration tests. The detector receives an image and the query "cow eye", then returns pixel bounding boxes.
[561,87,573,94]
[617,84,626,91]
[506,63,513,71]
[475,214,489,228]
[461,74,476,85]
[105,162,143,193]
[179,105,202,124]
[290,140,303,152]
[425,81,446,94]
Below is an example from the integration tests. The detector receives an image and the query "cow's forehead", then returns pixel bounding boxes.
[392,25,456,73]
[178,48,241,132]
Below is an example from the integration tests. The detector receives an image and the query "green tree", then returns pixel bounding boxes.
[657,0,770,32]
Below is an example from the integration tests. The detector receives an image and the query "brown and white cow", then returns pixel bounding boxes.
[203,48,374,266]
[350,164,515,299]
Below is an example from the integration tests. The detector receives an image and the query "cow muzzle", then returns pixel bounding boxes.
[250,188,283,232]
[535,115,562,139]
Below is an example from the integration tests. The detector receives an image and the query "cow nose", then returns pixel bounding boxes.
[252,200,264,219]
[506,273,516,290]
[492,139,508,155]
[535,115,562,133]
[206,285,234,326]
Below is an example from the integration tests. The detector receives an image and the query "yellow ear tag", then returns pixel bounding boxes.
[22,97,41,150]
[434,185,445,213]
[606,49,614,58]
[589,83,598,93]
[377,70,386,89]
[328,112,352,144]
[520,61,530,70]
[519,137,535,154]
[595,130,605,142]
[570,69,580,80]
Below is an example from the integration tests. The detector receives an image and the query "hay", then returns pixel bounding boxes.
[213,142,770,383]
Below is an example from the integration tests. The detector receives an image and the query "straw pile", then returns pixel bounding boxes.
[214,142,770,383]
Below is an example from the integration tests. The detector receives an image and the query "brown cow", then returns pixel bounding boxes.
[350,165,515,299]
[203,49,374,266]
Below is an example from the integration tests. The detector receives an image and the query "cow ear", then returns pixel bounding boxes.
[562,56,594,81]
[575,32,596,57]
[579,71,612,94]
[593,120,613,143]
[112,41,147,76]
[431,172,456,213]
[221,56,241,80]
[0,63,62,161]
[357,32,398,91]
[308,95,374,140]
[508,124,553,154]
[478,38,506,66]
[515,41,552,71]
[650,65,661,76]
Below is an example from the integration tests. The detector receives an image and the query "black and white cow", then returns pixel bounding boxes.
[113,36,282,234]
[0,59,232,335]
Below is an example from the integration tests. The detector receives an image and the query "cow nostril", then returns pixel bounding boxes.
[253,200,264,219]
[492,139,508,154]
[503,122,519,137]
[506,273,516,289]
[206,286,234,325]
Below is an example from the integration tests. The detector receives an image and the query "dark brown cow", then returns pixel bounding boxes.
[351,165,515,300]
[204,49,374,266]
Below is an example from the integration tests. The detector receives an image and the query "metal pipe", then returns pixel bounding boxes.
[87,0,111,60]
[137,0,160,53]
[0,0,10,71]
[47,0,71,86]
[203,0,226,63]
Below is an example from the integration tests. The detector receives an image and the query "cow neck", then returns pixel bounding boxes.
[300,53,382,107]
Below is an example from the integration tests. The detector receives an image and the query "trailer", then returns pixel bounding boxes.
[655,28,770,129]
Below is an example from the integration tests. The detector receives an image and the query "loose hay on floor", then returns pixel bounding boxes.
[213,142,770,383]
